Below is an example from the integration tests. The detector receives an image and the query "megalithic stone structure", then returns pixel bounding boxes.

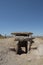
[11,32,34,54]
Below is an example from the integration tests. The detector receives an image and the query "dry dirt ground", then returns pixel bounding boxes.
[0,37,43,65]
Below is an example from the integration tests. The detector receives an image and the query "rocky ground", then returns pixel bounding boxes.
[0,37,43,65]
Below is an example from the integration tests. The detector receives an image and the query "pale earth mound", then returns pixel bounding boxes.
[0,38,43,65]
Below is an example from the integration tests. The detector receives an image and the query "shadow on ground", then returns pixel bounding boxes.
[9,47,27,55]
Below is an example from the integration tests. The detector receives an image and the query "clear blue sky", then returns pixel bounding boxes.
[0,0,43,35]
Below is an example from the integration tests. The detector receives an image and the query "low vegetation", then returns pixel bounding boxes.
[0,34,6,39]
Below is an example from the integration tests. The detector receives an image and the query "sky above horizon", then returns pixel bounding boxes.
[0,0,43,36]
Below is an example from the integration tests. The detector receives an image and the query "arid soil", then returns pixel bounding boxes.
[0,37,43,65]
